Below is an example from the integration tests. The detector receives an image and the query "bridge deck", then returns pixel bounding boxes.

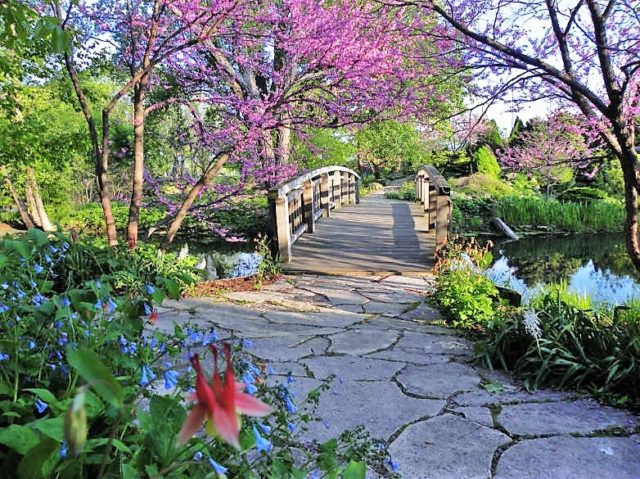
[283,191,436,275]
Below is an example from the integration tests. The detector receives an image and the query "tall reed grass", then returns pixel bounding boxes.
[495,196,624,232]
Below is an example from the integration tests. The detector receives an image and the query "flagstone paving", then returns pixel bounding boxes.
[158,274,640,478]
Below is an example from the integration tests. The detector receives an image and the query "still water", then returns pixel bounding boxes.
[486,233,640,304]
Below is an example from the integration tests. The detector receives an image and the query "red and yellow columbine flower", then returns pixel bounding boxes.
[178,344,272,449]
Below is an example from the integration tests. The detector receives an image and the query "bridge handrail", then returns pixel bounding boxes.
[415,165,451,251]
[268,166,361,262]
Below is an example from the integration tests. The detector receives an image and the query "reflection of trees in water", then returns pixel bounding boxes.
[494,233,638,287]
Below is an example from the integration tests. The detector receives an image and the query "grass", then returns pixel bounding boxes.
[495,196,624,233]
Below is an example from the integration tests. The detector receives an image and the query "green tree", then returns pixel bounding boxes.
[474,145,501,178]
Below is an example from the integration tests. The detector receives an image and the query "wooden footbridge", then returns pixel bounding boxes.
[268,166,451,274]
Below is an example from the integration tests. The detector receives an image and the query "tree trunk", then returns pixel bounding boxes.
[1,167,34,229]
[277,117,292,164]
[162,153,230,247]
[99,111,119,246]
[127,80,148,248]
[25,168,55,231]
[619,142,640,271]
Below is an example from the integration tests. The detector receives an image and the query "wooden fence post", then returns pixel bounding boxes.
[303,179,315,233]
[273,196,291,262]
[435,194,451,252]
[320,173,331,217]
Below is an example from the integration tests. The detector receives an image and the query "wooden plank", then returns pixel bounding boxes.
[283,191,436,274]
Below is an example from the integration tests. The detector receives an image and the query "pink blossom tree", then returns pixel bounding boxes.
[395,0,640,268]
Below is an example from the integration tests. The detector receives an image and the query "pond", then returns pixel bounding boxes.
[486,233,640,304]
[173,241,263,280]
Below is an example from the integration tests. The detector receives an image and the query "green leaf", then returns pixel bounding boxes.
[66,347,123,408]
[151,288,165,305]
[18,437,59,479]
[5,239,31,259]
[0,424,40,454]
[29,417,64,442]
[163,278,180,299]
[342,461,366,479]
[24,388,58,405]
[27,228,49,247]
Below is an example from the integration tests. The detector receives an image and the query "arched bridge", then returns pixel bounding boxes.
[268,165,451,274]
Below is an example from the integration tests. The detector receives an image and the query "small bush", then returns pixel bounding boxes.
[384,181,416,201]
[449,173,513,198]
[474,145,501,178]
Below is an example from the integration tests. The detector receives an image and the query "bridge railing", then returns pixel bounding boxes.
[268,166,360,262]
[415,165,451,251]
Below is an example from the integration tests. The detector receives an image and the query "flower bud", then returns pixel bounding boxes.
[64,390,88,456]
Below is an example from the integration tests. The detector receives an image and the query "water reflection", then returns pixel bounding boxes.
[485,233,640,304]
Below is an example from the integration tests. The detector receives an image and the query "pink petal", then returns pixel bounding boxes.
[235,393,273,417]
[214,406,241,450]
[177,404,206,444]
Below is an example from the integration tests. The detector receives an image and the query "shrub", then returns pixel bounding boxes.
[449,173,513,198]
[61,202,166,235]
[384,181,416,201]
[474,145,501,178]
[477,293,640,407]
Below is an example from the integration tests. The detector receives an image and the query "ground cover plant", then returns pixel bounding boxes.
[434,239,640,409]
[0,231,393,478]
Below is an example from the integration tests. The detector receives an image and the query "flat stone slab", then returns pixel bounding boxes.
[400,302,441,322]
[306,381,445,443]
[389,414,510,479]
[248,337,329,361]
[358,316,438,334]
[328,329,399,355]
[302,355,405,382]
[494,436,640,479]
[358,289,424,304]
[451,406,494,428]
[362,301,410,316]
[264,310,363,328]
[396,332,471,355]
[300,285,369,305]
[380,275,433,290]
[266,361,309,377]
[367,349,453,365]
[397,363,481,398]
[498,400,639,436]
[454,388,577,407]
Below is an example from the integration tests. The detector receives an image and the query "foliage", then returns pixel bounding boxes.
[434,240,499,329]
[449,173,513,198]
[0,230,391,477]
[476,293,640,407]
[359,180,384,197]
[60,202,167,236]
[384,182,416,201]
[451,194,495,233]
[355,121,429,178]
[293,128,356,170]
[473,146,501,178]
[495,196,624,233]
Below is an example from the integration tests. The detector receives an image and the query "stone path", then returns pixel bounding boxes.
[158,274,640,479]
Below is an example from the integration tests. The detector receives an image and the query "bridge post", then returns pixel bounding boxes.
[320,173,331,217]
[272,196,291,262]
[303,179,315,233]
[435,194,451,252]
[355,177,361,204]
[348,174,356,204]
[334,172,343,209]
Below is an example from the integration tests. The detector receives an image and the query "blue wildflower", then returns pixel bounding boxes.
[58,332,69,346]
[60,441,68,458]
[242,338,253,348]
[267,363,276,375]
[287,373,295,385]
[106,297,117,313]
[94,299,103,310]
[44,254,53,264]
[140,365,156,386]
[0,304,9,314]
[1,282,7,289]
[32,294,47,307]
[35,398,48,414]
[208,457,228,475]
[257,422,272,435]
[33,264,44,274]
[61,242,70,251]
[246,361,261,376]
[15,288,25,299]
[252,426,273,454]
[30,280,37,288]
[145,284,155,295]
[50,244,59,253]
[202,331,218,345]
[284,396,297,414]
[245,383,258,395]
[163,370,179,390]
[55,320,64,329]
[60,297,71,307]
[287,421,296,432]
[143,302,152,316]
[28,340,36,350]
[0,352,9,361]
[193,452,203,461]
[386,458,400,472]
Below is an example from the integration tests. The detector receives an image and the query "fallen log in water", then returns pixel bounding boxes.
[492,216,519,240]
